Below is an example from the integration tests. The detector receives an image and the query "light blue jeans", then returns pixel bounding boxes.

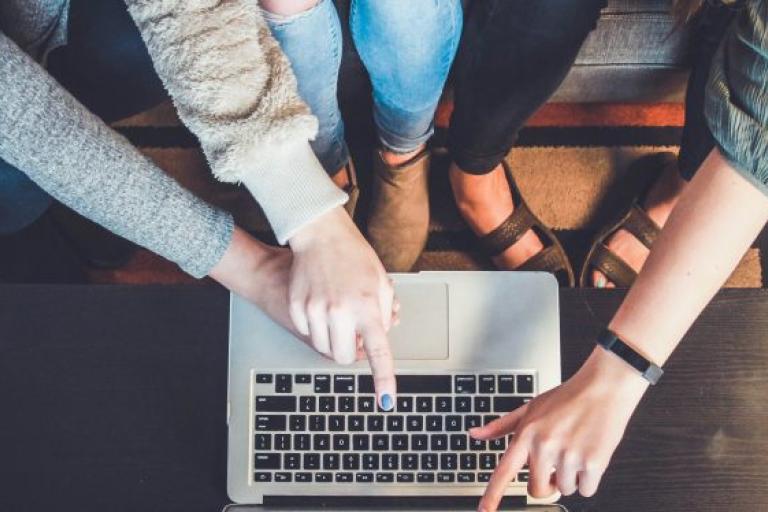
[265,0,463,176]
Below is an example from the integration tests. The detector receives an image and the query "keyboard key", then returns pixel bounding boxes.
[460,453,477,470]
[518,472,529,482]
[455,375,476,394]
[412,435,428,451]
[431,434,448,451]
[275,374,292,393]
[470,438,486,451]
[289,415,306,431]
[362,453,379,470]
[490,437,506,451]
[479,472,493,482]
[517,374,534,394]
[383,453,399,470]
[295,472,312,482]
[309,415,326,431]
[275,434,291,451]
[426,415,443,431]
[480,453,496,470]
[440,453,457,470]
[314,375,331,393]
[255,374,273,384]
[450,434,467,451]
[304,453,320,470]
[333,434,350,451]
[392,434,408,451]
[295,374,311,384]
[397,396,413,412]
[254,472,271,482]
[367,416,384,431]
[315,472,332,482]
[284,453,301,470]
[254,434,271,450]
[342,453,360,470]
[417,472,435,483]
[372,434,389,451]
[254,453,281,470]
[464,415,482,430]
[484,414,500,425]
[334,375,355,393]
[397,472,415,483]
[353,434,369,451]
[329,415,345,432]
[323,453,340,470]
[294,434,310,450]
[376,472,395,483]
[335,472,353,483]
[313,434,330,451]
[348,415,365,431]
[387,415,404,431]
[255,415,287,431]
[474,396,491,413]
[256,396,297,412]
[416,397,433,412]
[338,396,355,413]
[494,396,525,413]
[299,396,316,412]
[356,472,374,483]
[445,416,462,432]
[437,472,455,483]
[319,396,335,412]
[358,396,375,412]
[406,416,424,431]
[401,454,418,470]
[435,396,452,412]
[274,472,292,482]
[498,375,515,393]
[479,375,496,393]
[457,472,475,483]
[359,375,451,394]
[455,396,471,412]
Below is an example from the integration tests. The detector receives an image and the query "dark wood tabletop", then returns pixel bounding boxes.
[1,284,766,512]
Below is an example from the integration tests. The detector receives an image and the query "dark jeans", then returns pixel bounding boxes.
[447,0,606,174]
[0,0,165,234]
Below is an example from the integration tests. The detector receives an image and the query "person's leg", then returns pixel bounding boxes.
[448,0,604,270]
[592,2,737,287]
[261,0,351,187]
[350,0,463,271]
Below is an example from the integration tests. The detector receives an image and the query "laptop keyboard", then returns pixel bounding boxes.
[252,371,534,485]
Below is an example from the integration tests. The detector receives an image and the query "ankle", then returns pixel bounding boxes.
[380,145,425,167]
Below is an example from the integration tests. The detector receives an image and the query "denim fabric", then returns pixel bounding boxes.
[448,0,606,174]
[266,0,462,174]
[0,0,166,234]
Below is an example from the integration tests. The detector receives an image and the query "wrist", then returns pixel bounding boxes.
[288,206,352,252]
[209,226,273,289]
[583,346,651,397]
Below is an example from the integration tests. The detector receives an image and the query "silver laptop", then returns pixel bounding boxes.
[226,271,562,510]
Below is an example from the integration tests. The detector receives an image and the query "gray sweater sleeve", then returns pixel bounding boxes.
[0,32,233,278]
[124,0,346,244]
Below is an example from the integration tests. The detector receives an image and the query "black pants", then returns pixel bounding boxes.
[448,0,606,174]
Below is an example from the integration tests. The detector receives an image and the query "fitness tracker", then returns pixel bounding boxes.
[596,328,664,385]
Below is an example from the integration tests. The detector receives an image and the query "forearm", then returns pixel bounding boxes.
[608,148,768,366]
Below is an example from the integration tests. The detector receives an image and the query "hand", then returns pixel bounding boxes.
[288,206,397,409]
[471,348,649,510]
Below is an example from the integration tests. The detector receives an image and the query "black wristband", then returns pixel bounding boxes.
[596,329,664,385]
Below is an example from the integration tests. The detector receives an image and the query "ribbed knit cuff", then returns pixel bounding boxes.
[240,141,348,244]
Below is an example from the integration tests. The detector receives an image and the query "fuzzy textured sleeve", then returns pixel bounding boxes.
[124,0,346,243]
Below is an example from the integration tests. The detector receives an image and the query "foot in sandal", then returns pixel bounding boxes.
[590,153,688,288]
[450,160,574,286]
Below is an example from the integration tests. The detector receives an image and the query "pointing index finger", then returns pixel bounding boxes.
[360,320,397,410]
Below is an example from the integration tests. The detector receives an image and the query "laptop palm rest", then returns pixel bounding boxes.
[389,282,449,360]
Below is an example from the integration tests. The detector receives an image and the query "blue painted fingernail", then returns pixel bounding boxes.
[596,276,606,288]
[381,393,394,411]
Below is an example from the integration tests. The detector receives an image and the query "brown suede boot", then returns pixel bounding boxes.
[367,148,431,271]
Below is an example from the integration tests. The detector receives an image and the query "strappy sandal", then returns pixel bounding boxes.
[477,161,575,287]
[579,152,675,288]
[341,159,360,218]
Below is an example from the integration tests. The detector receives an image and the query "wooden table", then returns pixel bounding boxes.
[1,285,766,511]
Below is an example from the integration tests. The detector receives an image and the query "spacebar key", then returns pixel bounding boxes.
[358,375,452,394]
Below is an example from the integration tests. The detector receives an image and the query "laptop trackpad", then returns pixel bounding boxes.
[389,282,449,360]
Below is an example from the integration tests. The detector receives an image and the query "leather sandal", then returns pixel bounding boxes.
[579,152,676,288]
[477,160,575,287]
[340,159,360,218]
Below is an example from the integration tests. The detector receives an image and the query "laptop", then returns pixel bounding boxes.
[226,271,562,511]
